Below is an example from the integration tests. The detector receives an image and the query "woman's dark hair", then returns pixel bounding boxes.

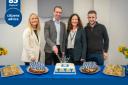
[67,13,83,33]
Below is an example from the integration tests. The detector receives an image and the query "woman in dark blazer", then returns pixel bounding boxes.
[66,13,87,65]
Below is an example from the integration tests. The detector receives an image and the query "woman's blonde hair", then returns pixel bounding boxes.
[28,13,41,32]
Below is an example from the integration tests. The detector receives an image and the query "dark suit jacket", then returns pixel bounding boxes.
[66,28,87,61]
[44,20,66,53]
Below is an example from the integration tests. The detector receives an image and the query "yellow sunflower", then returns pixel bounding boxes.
[124,50,128,58]
[3,48,8,55]
[118,46,124,52]
[0,48,8,56]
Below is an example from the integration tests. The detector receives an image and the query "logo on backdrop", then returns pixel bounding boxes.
[5,0,22,27]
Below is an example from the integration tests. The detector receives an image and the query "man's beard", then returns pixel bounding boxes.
[89,21,96,26]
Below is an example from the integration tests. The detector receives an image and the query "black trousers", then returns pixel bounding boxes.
[24,62,30,65]
[66,48,82,65]
[45,45,62,65]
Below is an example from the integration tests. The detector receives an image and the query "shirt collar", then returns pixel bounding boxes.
[53,18,60,24]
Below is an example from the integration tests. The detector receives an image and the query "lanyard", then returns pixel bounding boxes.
[69,31,76,42]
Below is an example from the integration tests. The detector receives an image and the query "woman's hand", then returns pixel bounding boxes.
[31,56,37,62]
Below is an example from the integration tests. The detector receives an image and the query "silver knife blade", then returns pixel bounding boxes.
[56,54,62,63]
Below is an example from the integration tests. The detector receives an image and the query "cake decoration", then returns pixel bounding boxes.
[80,61,100,74]
[27,62,48,74]
[54,63,76,75]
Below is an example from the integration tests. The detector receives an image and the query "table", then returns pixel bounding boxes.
[0,65,128,85]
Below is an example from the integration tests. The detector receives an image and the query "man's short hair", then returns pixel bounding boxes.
[88,10,97,15]
[54,6,62,11]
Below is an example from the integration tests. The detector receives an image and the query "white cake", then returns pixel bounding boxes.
[54,63,76,75]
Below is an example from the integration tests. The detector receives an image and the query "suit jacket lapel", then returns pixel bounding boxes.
[32,30,40,46]
[74,29,79,46]
[51,20,57,34]
[60,22,63,43]
[37,31,41,45]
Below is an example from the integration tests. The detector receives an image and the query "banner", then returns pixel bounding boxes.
[5,0,22,27]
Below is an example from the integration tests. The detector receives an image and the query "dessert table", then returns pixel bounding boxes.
[0,65,128,85]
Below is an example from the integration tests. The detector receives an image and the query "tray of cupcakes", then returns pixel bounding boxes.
[79,62,100,74]
[27,62,48,74]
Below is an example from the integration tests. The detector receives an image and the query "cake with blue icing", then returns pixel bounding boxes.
[54,63,76,75]
[81,62,98,73]
[29,62,46,74]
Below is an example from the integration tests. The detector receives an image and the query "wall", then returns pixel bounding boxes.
[109,0,128,64]
[74,0,94,26]
[0,0,128,65]
[94,0,128,65]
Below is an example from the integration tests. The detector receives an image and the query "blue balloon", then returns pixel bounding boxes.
[5,8,22,27]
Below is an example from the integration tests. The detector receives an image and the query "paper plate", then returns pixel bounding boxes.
[79,66,100,74]
[27,66,48,74]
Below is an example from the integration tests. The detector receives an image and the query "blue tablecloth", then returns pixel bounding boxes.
[0,65,128,85]
[0,65,127,79]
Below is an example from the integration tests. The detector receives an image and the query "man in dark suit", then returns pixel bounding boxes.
[44,6,66,65]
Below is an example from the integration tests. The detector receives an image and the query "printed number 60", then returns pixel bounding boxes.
[9,0,18,3]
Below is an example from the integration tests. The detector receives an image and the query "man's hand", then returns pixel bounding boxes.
[103,52,108,60]
[80,58,85,62]
[53,46,58,55]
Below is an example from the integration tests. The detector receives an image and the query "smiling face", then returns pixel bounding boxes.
[88,13,97,26]
[29,14,39,28]
[71,15,78,28]
[53,7,62,21]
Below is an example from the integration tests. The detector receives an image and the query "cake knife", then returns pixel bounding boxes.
[56,54,62,63]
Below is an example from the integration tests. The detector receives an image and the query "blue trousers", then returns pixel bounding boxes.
[86,53,104,65]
